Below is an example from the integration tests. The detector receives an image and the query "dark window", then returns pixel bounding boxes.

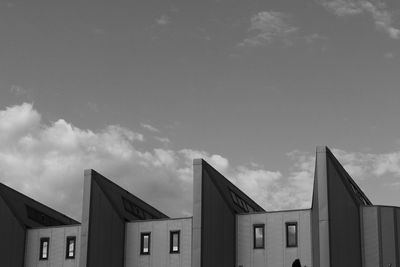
[122,197,148,220]
[140,233,151,255]
[253,224,265,249]
[170,231,180,253]
[66,236,76,259]
[27,205,64,226]
[286,222,298,247]
[39,237,50,260]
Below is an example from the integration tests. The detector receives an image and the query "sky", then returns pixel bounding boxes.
[0,0,400,220]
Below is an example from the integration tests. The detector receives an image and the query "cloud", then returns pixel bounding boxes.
[304,33,328,43]
[0,103,228,219]
[154,136,171,144]
[321,0,364,16]
[140,123,160,133]
[156,15,170,26]
[3,103,400,220]
[320,0,400,39]
[238,11,298,47]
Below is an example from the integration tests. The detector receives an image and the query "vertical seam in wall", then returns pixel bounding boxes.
[200,167,204,267]
[360,207,365,267]
[122,223,126,267]
[22,226,27,267]
[378,208,383,267]
[393,210,399,267]
[86,176,94,267]
[326,154,333,267]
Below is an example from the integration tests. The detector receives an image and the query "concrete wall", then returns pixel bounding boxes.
[79,170,168,267]
[24,225,81,267]
[362,206,380,267]
[192,159,264,267]
[326,153,363,267]
[361,206,400,267]
[380,207,397,267]
[0,193,26,267]
[312,147,372,267]
[237,210,312,267]
[125,218,192,267]
[79,170,126,267]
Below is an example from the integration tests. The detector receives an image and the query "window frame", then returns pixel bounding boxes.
[286,222,298,248]
[140,232,151,255]
[65,236,76,259]
[170,230,180,254]
[253,224,265,249]
[39,237,50,260]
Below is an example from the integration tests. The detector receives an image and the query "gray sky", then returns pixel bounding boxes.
[0,0,400,220]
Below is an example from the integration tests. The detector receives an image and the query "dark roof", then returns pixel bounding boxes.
[200,159,265,213]
[325,146,372,206]
[0,183,79,228]
[89,170,169,221]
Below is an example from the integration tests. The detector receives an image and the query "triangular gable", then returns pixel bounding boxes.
[90,170,168,221]
[325,147,372,206]
[202,160,265,214]
[0,183,78,228]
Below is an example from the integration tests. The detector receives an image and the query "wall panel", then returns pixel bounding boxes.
[237,210,312,267]
[362,206,380,267]
[380,207,397,267]
[25,226,81,267]
[125,218,192,267]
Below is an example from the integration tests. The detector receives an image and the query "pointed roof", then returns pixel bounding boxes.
[199,159,265,213]
[89,169,168,221]
[324,146,372,206]
[0,183,79,228]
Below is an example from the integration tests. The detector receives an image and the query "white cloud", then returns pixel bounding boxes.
[239,11,298,47]
[154,136,171,144]
[320,0,400,39]
[179,149,229,171]
[140,123,160,133]
[156,15,170,26]
[322,0,364,16]
[0,103,230,219]
[3,103,400,220]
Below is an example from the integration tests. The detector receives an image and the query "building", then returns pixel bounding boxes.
[0,146,399,267]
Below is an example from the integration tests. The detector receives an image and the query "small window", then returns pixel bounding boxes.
[66,236,76,259]
[39,237,50,260]
[170,231,180,253]
[286,222,298,247]
[140,233,151,255]
[253,224,265,249]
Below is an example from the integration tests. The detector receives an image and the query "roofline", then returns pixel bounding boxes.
[0,182,79,224]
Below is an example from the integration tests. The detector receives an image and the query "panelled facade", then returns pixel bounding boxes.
[0,146,399,267]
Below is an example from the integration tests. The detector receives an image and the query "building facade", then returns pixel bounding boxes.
[0,146,399,267]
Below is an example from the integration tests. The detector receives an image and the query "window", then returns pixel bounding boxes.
[27,205,63,226]
[39,237,50,260]
[286,222,298,247]
[140,233,151,255]
[253,224,264,249]
[66,236,76,259]
[170,231,180,253]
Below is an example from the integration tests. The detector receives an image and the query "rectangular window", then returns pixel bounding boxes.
[66,236,76,259]
[39,237,50,260]
[286,222,298,247]
[140,233,151,255]
[170,231,180,253]
[253,224,265,249]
